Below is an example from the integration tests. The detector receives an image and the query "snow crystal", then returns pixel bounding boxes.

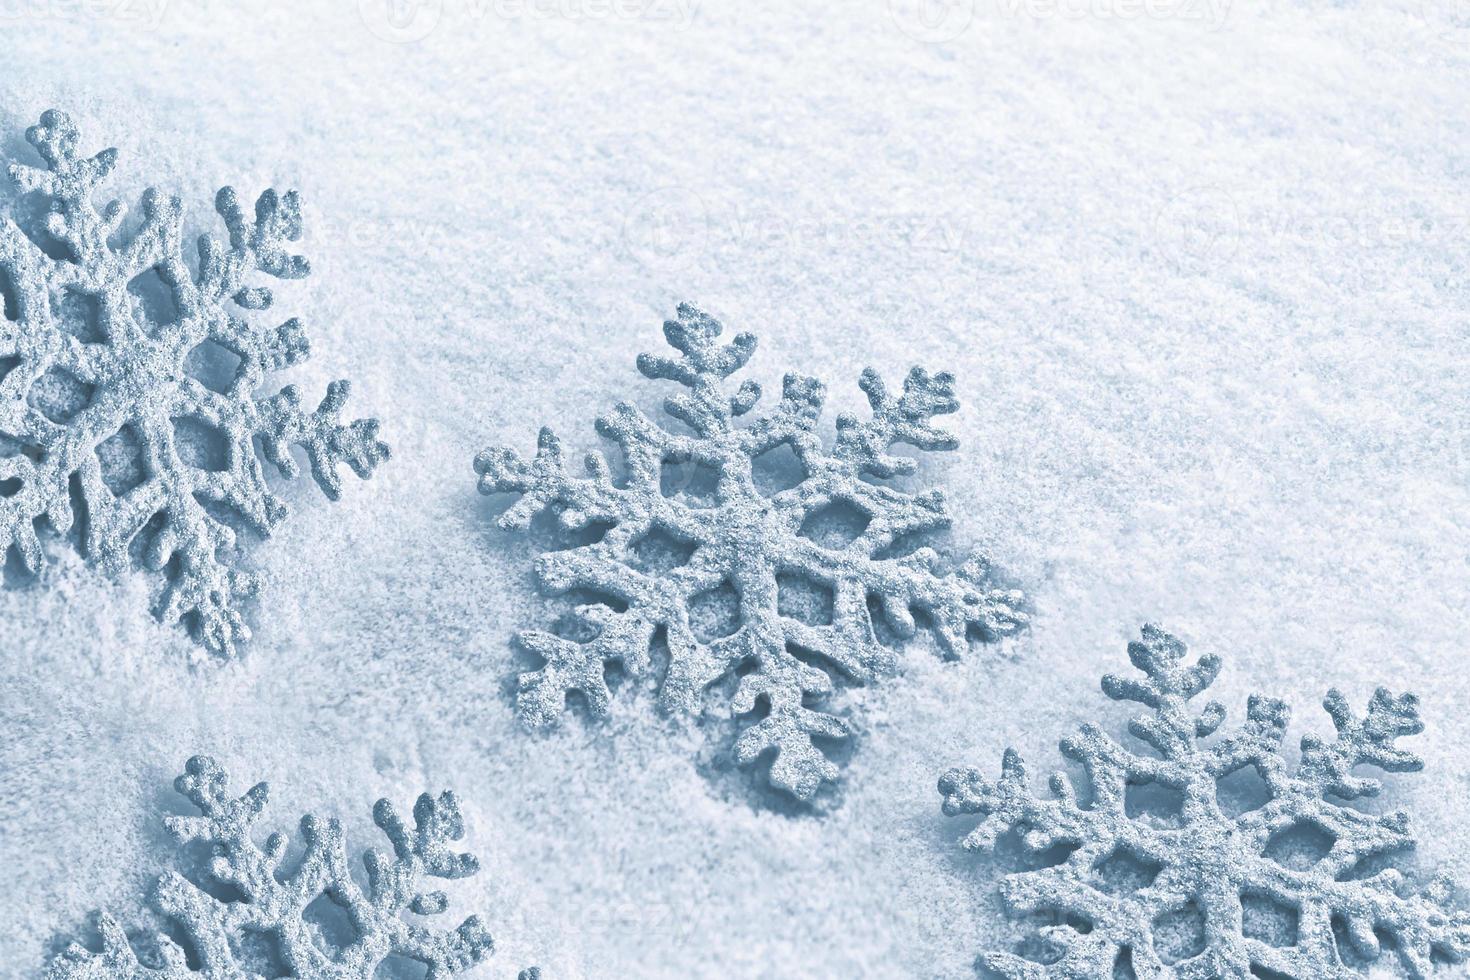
[48,755,496,979]
[478,303,1025,800]
[939,625,1470,978]
[0,110,388,656]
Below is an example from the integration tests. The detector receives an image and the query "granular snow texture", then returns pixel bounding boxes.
[1,1,1468,977]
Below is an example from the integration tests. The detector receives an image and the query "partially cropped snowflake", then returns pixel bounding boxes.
[938,625,1470,979]
[476,304,1026,800]
[49,756,498,979]
[0,110,388,655]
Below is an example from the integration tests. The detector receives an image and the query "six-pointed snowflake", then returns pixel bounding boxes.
[476,304,1026,799]
[0,110,388,655]
[49,755,497,979]
[938,625,1470,978]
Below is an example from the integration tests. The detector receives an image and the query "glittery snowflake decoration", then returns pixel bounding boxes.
[0,110,388,655]
[938,625,1470,978]
[476,304,1026,800]
[49,756,497,979]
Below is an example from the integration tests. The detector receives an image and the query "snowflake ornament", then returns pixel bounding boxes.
[476,304,1026,800]
[49,755,498,979]
[938,625,1470,979]
[0,110,388,655]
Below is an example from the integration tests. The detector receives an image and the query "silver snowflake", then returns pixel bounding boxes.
[48,756,496,979]
[0,110,388,655]
[476,304,1025,800]
[938,625,1470,978]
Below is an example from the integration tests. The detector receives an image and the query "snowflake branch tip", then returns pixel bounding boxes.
[1298,686,1426,801]
[939,626,1469,977]
[637,302,758,386]
[834,365,964,477]
[260,380,390,499]
[11,110,117,194]
[1100,623,1223,716]
[479,305,1025,800]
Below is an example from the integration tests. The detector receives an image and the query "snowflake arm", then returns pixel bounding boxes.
[48,756,496,979]
[938,625,1470,979]
[0,110,388,657]
[477,303,1026,800]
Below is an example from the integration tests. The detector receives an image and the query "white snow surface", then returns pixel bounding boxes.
[2,1,1469,977]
